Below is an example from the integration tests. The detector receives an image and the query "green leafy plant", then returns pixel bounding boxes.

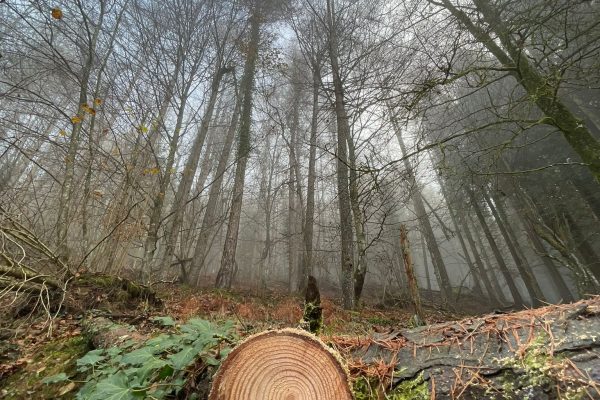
[43,317,236,399]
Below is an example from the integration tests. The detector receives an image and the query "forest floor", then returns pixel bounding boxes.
[1,278,598,399]
[0,279,460,399]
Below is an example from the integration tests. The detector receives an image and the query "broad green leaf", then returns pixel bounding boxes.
[105,347,123,357]
[76,380,96,400]
[146,334,180,352]
[89,372,134,400]
[168,346,199,370]
[42,372,69,384]
[151,316,175,327]
[121,348,155,365]
[77,350,106,366]
[135,358,168,382]
[218,320,235,335]
[157,364,174,380]
[181,318,212,334]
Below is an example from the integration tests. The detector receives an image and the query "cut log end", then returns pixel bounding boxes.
[209,328,353,400]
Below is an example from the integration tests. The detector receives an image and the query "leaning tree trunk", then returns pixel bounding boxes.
[191,85,242,284]
[483,189,545,306]
[468,213,509,305]
[438,179,489,300]
[455,206,501,306]
[164,61,227,265]
[524,218,576,302]
[142,90,190,276]
[391,114,452,303]
[438,0,600,183]
[468,188,525,307]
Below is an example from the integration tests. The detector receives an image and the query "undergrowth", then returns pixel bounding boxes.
[42,317,236,399]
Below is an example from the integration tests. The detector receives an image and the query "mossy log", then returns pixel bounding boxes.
[342,296,600,399]
[73,273,162,307]
[210,328,353,400]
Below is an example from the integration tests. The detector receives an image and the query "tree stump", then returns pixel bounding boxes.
[209,328,353,400]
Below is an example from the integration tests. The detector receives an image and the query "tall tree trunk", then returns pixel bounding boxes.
[287,71,305,293]
[215,11,261,289]
[192,85,242,283]
[390,115,452,302]
[326,0,355,309]
[522,217,576,302]
[303,59,320,293]
[56,4,105,260]
[164,62,227,264]
[347,133,369,304]
[456,206,501,306]
[80,5,125,260]
[142,89,190,276]
[468,213,509,305]
[483,190,545,306]
[492,191,558,302]
[288,158,297,293]
[563,211,600,283]
[468,188,525,307]
[420,231,432,301]
[440,184,486,298]
[257,138,275,292]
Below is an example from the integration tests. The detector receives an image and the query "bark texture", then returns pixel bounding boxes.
[340,296,600,399]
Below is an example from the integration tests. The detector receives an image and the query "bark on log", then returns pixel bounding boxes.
[336,296,600,399]
[209,328,353,400]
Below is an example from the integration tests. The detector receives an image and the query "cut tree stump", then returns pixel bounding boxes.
[209,328,353,400]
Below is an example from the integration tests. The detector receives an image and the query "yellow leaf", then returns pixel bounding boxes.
[59,130,67,136]
[138,125,148,133]
[51,8,62,20]
[94,98,103,106]
[71,116,82,124]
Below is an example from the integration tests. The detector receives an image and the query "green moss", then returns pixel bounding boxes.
[302,302,323,334]
[353,373,429,400]
[390,373,429,400]
[353,376,378,399]
[1,335,89,399]
[494,335,585,399]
